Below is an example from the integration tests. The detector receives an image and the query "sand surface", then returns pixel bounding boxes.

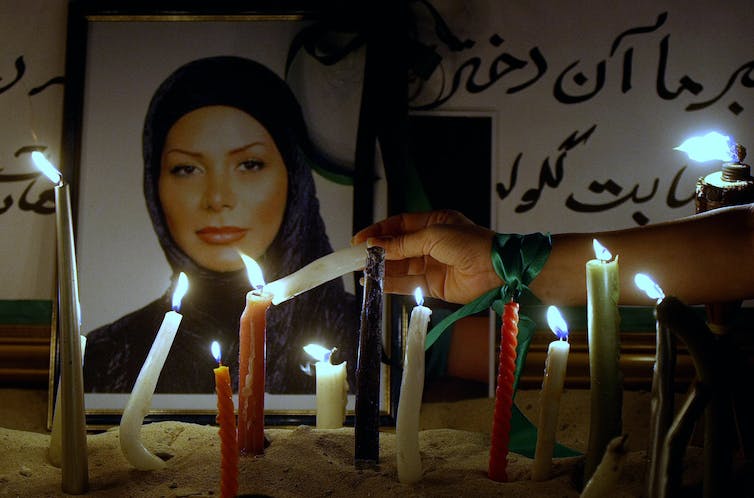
[0,388,711,497]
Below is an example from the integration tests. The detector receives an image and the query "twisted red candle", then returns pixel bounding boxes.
[238,290,271,456]
[214,362,238,498]
[488,300,519,482]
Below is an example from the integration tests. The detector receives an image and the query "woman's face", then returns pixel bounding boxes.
[159,105,288,272]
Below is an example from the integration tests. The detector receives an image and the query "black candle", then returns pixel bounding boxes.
[354,246,385,468]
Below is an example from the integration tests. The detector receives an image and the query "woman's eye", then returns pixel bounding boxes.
[237,159,264,172]
[169,164,202,176]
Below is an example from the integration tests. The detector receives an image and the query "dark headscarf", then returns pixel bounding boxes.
[140,56,357,393]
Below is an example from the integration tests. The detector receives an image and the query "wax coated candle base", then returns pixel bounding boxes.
[354,246,385,467]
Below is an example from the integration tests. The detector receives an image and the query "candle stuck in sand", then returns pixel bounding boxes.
[212,341,238,498]
[237,254,271,457]
[532,305,570,481]
[119,272,189,470]
[396,288,431,484]
[304,344,348,429]
[32,151,88,494]
[584,239,622,482]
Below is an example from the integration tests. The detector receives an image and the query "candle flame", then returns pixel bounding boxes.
[592,239,612,261]
[546,305,569,341]
[30,151,63,184]
[304,343,332,363]
[414,287,424,307]
[171,272,189,310]
[634,273,665,301]
[211,340,221,363]
[674,131,734,163]
[240,253,265,289]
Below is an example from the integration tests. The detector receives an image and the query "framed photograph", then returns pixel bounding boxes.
[57,0,393,427]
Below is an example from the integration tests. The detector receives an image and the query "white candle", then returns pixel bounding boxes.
[585,239,622,482]
[304,344,348,429]
[265,243,367,305]
[532,305,570,481]
[396,288,431,484]
[31,151,88,494]
[119,272,188,470]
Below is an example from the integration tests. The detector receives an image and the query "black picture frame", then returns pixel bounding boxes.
[57,0,395,428]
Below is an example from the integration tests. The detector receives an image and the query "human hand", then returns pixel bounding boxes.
[351,210,502,304]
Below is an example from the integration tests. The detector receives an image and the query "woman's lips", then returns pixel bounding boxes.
[196,226,248,245]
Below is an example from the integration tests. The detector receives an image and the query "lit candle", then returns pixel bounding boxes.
[532,305,570,481]
[265,242,367,305]
[634,273,674,498]
[396,288,431,484]
[237,254,271,457]
[354,246,385,469]
[584,239,622,482]
[119,272,188,470]
[31,151,88,494]
[488,300,519,482]
[212,341,238,498]
[304,344,348,429]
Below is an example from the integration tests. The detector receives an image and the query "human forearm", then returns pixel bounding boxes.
[533,204,754,306]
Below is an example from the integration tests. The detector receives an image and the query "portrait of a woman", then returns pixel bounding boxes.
[82,56,359,395]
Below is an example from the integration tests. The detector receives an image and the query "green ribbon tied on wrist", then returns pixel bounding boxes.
[422,231,579,459]
[424,232,552,352]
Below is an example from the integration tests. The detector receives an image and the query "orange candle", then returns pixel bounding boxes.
[212,342,238,498]
[488,300,519,482]
[237,289,271,456]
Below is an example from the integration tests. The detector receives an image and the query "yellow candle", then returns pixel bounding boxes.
[304,344,348,429]
[584,239,622,482]
[532,306,570,481]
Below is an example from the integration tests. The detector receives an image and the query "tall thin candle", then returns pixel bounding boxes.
[31,151,88,494]
[584,239,622,482]
[212,341,238,498]
[488,300,519,482]
[237,255,271,457]
[396,288,431,484]
[634,273,676,498]
[354,246,385,469]
[532,305,570,481]
[120,272,189,470]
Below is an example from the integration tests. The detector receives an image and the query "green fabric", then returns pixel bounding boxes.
[0,300,52,325]
[423,232,580,458]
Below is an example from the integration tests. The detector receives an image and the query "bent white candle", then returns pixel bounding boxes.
[584,239,622,482]
[304,344,348,429]
[265,243,367,305]
[32,151,88,494]
[396,288,431,484]
[532,305,570,481]
[119,272,188,470]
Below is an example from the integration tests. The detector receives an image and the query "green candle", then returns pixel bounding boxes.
[584,239,622,484]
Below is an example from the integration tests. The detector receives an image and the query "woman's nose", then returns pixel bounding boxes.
[202,171,236,211]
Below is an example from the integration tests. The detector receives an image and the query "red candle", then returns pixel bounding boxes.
[212,342,238,498]
[488,300,519,482]
[238,289,271,456]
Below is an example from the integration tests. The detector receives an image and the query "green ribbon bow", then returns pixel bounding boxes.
[424,231,579,458]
